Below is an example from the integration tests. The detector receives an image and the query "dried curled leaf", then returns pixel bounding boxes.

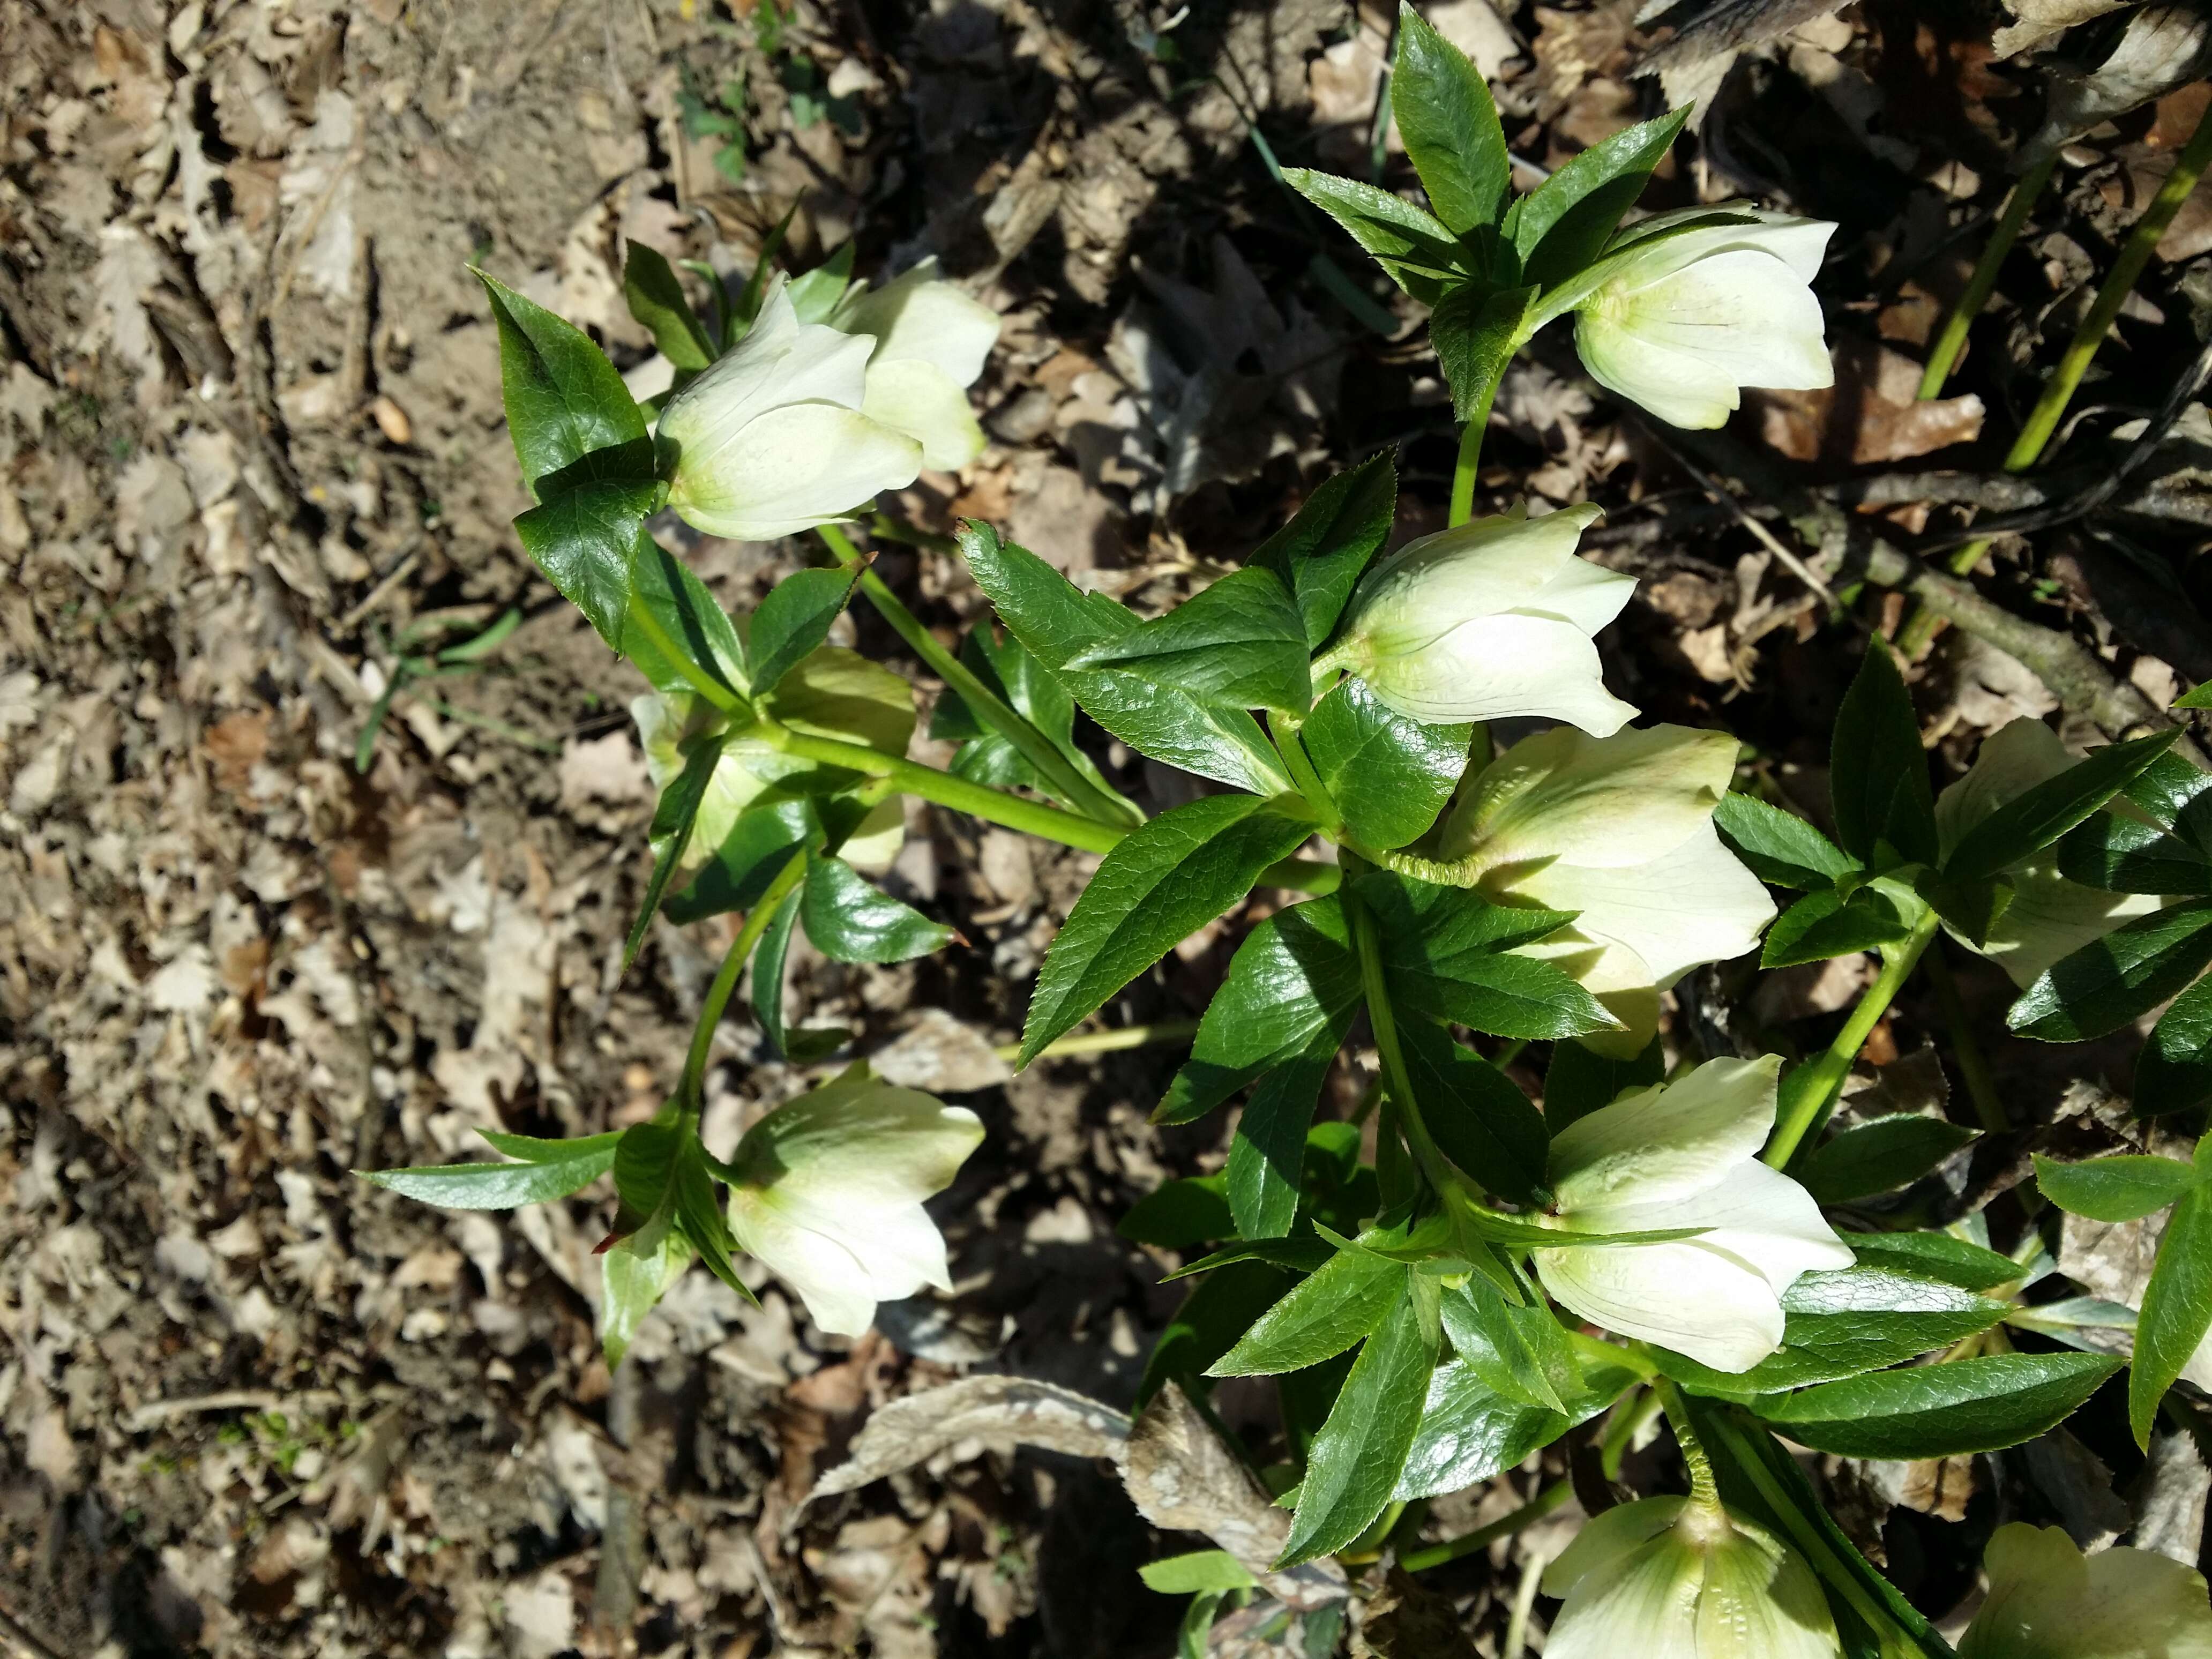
[808,1375,1130,1501]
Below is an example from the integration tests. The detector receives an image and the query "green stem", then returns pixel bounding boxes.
[1447,373,1503,527]
[818,524,1139,828]
[1653,1378,1721,1510]
[681,854,806,1103]
[1922,938,2008,1133]
[1399,1481,1572,1573]
[1918,155,2056,400]
[1344,871,1453,1190]
[1601,1385,1662,1482]
[625,589,749,717]
[1763,905,1940,1170]
[1268,715,1342,835]
[995,1019,1199,1063]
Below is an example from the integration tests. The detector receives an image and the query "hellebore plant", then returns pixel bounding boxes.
[358,6,2212,1653]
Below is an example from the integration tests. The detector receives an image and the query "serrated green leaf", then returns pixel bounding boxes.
[1761,885,1914,968]
[2008,899,2212,1042]
[1946,729,2183,883]
[1754,1351,2122,1458]
[1227,1050,1334,1241]
[1395,1020,1548,1202]
[1351,871,1612,1038]
[749,884,805,1055]
[1542,1035,1663,1134]
[627,535,748,698]
[1020,794,1316,1065]
[609,1117,683,1246]
[1713,791,1859,890]
[1799,1114,1977,1204]
[1439,1274,1576,1413]
[2126,751,2212,829]
[626,737,721,969]
[1302,677,1469,851]
[476,268,651,496]
[1393,1349,1639,1501]
[1066,567,1312,713]
[1830,645,1938,869]
[1389,2,1511,234]
[1513,109,1690,290]
[2176,682,2212,710]
[359,1129,623,1210]
[2058,814,2211,895]
[663,801,812,925]
[2133,1176,2212,1446]
[1251,450,1396,648]
[2139,974,2212,1116]
[1836,1229,2021,1291]
[1278,169,1468,303]
[1429,283,1536,421]
[1118,1176,1236,1249]
[1138,1258,1290,1408]
[674,1140,750,1298]
[513,479,662,653]
[2034,1152,2203,1223]
[1208,1248,1405,1377]
[623,239,714,371]
[799,849,954,963]
[747,565,864,695]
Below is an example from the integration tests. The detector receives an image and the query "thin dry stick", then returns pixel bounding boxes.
[1636,419,1844,611]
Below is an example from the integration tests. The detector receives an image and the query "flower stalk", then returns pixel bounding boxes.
[1917,155,2057,400]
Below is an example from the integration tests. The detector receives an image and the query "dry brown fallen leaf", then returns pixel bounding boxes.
[1750,337,1985,467]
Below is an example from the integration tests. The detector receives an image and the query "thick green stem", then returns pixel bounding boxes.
[681,854,806,1103]
[1447,373,1503,527]
[1922,938,2009,1133]
[1918,156,2056,400]
[1269,714,1342,835]
[625,589,749,717]
[1763,906,1940,1170]
[1399,1481,1572,1573]
[817,524,1139,827]
[1601,1385,1662,1482]
[1653,1377,1721,1511]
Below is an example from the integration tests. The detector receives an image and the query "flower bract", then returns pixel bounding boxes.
[1959,1523,2212,1659]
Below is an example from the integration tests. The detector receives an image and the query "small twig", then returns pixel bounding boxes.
[127,1389,347,1431]
[0,1601,70,1659]
[1635,419,1844,611]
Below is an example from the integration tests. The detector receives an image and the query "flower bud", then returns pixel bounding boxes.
[1543,1495,1842,1659]
[1959,1523,2212,1658]
[1532,1056,1852,1372]
[1327,503,1637,735]
[1568,207,1835,431]
[724,1073,984,1336]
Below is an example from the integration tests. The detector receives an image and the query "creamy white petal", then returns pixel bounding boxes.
[730,1079,984,1210]
[1537,1236,1787,1372]
[657,277,875,469]
[1967,863,2165,988]
[1513,929,1657,1057]
[1576,310,1747,429]
[1361,610,1636,735]
[1935,717,2072,858]
[1543,1497,1685,1600]
[832,260,1001,386]
[1605,207,1835,285]
[1961,1524,2212,1659]
[726,1192,885,1335]
[1525,554,1640,635]
[1511,821,1776,986]
[1574,1157,1854,1297]
[1696,1519,1843,1659]
[1348,504,1602,656]
[666,403,922,540]
[861,357,987,470]
[1448,724,1742,870]
[1546,1531,1709,1659]
[1549,1055,1782,1209]
[1617,249,1833,387]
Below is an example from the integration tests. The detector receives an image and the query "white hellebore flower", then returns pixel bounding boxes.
[723,1073,984,1337]
[1533,1055,1853,1372]
[1959,1524,2212,1659]
[1935,719,2166,987]
[1324,503,1639,735]
[657,267,998,540]
[1543,1494,1843,1659]
[1440,724,1776,1054]
[1565,206,1835,430]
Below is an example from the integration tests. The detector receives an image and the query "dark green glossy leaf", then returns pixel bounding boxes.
[1945,730,2183,883]
[625,737,720,969]
[1277,1286,1438,1567]
[2125,751,2212,829]
[360,1129,623,1209]
[476,268,651,495]
[1352,871,1611,1038]
[1713,791,1859,890]
[931,623,1132,816]
[1429,283,1536,421]
[627,535,748,698]
[2034,1152,2203,1223]
[1920,869,2013,950]
[2131,1174,2212,1446]
[1118,1176,1235,1249]
[1755,1351,2123,1458]
[609,1116,683,1243]
[2058,814,2210,895]
[749,884,804,1055]
[1208,1248,1405,1377]
[622,239,714,371]
[674,1139,750,1297]
[1389,1,1510,234]
[1138,1259,1289,1407]
[1514,109,1691,289]
[1761,885,1914,968]
[799,850,952,963]
[1830,645,1938,869]
[1542,1035,1663,1134]
[1227,1050,1334,1240]
[1065,567,1311,713]
[1836,1230,2021,1291]
[513,479,661,653]
[1439,1274,1576,1413]
[1799,1115,1978,1205]
[2139,975,2212,1116]
[1251,450,1396,648]
[1277,169,1468,304]
[747,565,864,695]
[1393,1349,1639,1501]
[1021,794,1316,1064]
[1396,1020,1548,1202]
[2008,899,2212,1042]
[1302,677,1469,851]
[663,800,812,925]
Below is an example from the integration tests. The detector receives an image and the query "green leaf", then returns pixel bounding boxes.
[1278,169,1469,304]
[1118,1176,1235,1249]
[1513,109,1691,290]
[609,1117,683,1246]
[1653,1267,2007,1395]
[1208,1249,1406,1377]
[1394,1348,1640,1501]
[1542,1036,1663,1134]
[476,268,652,496]
[622,239,714,371]
[785,241,854,321]
[1830,645,1938,869]
[1065,567,1312,713]
[960,522,1290,796]
[1302,678,1469,851]
[1396,1020,1548,1202]
[1157,898,1361,1124]
[746,565,865,696]
[932,623,1134,818]
[2131,1177,2212,1446]
[1277,1284,1438,1567]
[2125,751,2212,829]
[1352,871,1613,1038]
[2139,974,2212,1116]
[2034,1152,2203,1223]
[628,536,748,698]
[2008,899,2212,1042]
[1251,451,1396,648]
[673,1140,750,1298]
[1439,1275,1576,1413]
[1755,1351,2123,1458]
[1429,284,1537,421]
[1227,1050,1335,1240]
[2178,682,2212,711]
[1760,885,1914,968]
[1837,1230,2021,1292]
[1920,868,2014,950]
[1020,794,1316,1064]
[601,1225,693,1369]
[663,800,812,925]
[626,737,721,970]
[1946,730,2184,883]
[1140,1551,1256,1595]
[513,480,661,653]
[1713,791,1859,890]
[1138,1259,1290,1408]
[799,850,954,963]
[1799,1116,1978,1205]
[1389,2,1511,234]
[358,1129,624,1209]
[2058,814,2211,895]
[749,884,805,1055]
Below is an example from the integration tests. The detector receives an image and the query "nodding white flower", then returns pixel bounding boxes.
[1440,724,1775,1054]
[1323,503,1639,735]
[723,1073,984,1337]
[657,267,998,540]
[1936,719,2167,987]
[1532,1056,1853,1372]
[1561,207,1835,431]
[1543,1495,1843,1659]
[1959,1523,2212,1659]
[828,259,1000,472]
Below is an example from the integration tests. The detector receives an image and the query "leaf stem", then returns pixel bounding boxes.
[1399,1480,1572,1573]
[995,1019,1199,1063]
[1920,938,2009,1133]
[1918,155,2056,400]
[1344,868,1454,1190]
[624,586,748,716]
[818,523,1139,827]
[1268,714,1342,835]
[1763,905,1940,1170]
[1447,371,1503,527]
[681,854,806,1104]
